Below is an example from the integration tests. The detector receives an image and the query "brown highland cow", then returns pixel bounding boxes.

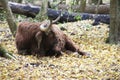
[15,17,90,57]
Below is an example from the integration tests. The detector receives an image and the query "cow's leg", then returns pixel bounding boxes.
[35,31,46,57]
[65,36,91,57]
[35,31,43,50]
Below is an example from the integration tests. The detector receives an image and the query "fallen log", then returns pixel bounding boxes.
[0,2,110,25]
[58,4,110,14]
[84,4,109,14]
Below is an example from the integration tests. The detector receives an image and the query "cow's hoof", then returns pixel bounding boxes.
[83,52,91,58]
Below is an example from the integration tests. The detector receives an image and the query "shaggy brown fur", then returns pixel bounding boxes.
[15,22,44,56]
[15,22,90,57]
[41,24,90,57]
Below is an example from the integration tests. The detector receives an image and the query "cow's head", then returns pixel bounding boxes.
[39,14,61,32]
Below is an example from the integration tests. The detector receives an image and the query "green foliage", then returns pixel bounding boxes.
[74,15,81,20]
[0,10,6,21]
[70,1,74,5]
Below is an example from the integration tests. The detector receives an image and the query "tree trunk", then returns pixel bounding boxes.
[80,0,86,12]
[109,0,120,44]
[0,0,17,37]
[66,0,73,12]
[0,44,16,60]
[74,0,80,5]
[92,0,103,5]
[95,0,101,14]
[36,0,48,21]
[87,0,92,5]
